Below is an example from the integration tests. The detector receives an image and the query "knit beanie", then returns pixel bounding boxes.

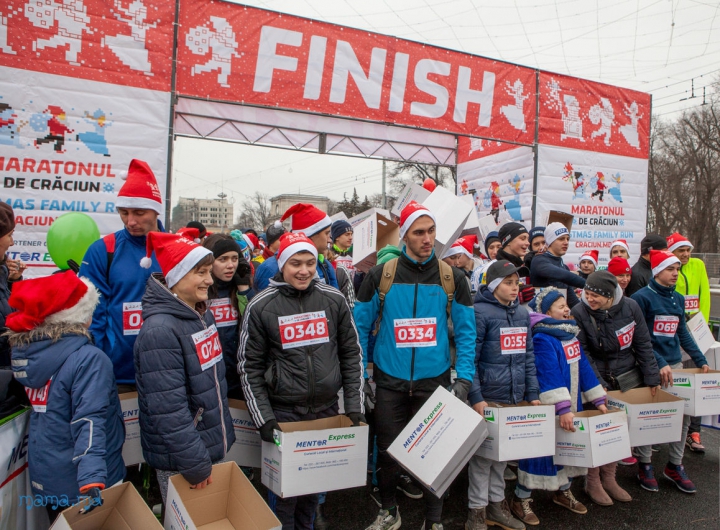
[331,220,353,242]
[529,287,564,314]
[186,221,207,238]
[529,226,545,244]
[584,270,618,299]
[211,238,241,259]
[0,203,14,239]
[484,231,500,254]
[265,222,286,246]
[544,222,570,247]
[640,234,667,255]
[499,222,528,248]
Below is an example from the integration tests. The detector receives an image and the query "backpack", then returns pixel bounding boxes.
[372,257,455,336]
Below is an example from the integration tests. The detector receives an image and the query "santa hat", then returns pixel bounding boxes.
[442,235,479,260]
[650,250,680,277]
[399,201,436,239]
[175,227,201,243]
[610,239,629,254]
[275,203,331,237]
[276,232,318,270]
[115,159,163,214]
[579,250,599,268]
[6,271,99,332]
[243,232,259,252]
[139,232,212,288]
[666,232,693,253]
[607,256,631,276]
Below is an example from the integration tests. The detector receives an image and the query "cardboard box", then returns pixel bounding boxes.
[165,461,281,530]
[422,186,473,258]
[687,312,716,354]
[606,388,685,446]
[459,194,481,240]
[352,210,399,273]
[476,403,556,461]
[51,482,162,530]
[391,182,430,218]
[119,392,144,466]
[553,409,631,468]
[226,400,261,468]
[348,207,392,227]
[545,210,573,232]
[668,368,720,417]
[700,343,720,428]
[261,416,369,498]
[387,386,488,497]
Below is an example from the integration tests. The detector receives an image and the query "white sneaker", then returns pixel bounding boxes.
[365,508,401,530]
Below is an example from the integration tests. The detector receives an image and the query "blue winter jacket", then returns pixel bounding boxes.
[468,286,539,405]
[80,222,165,384]
[11,333,125,502]
[134,275,235,485]
[254,254,339,291]
[631,279,707,369]
[354,250,476,392]
[530,251,585,308]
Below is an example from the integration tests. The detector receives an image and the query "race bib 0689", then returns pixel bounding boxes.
[122,302,143,336]
[191,325,223,371]
[278,311,330,349]
[394,318,437,348]
[208,298,238,328]
[500,327,527,355]
[653,315,679,337]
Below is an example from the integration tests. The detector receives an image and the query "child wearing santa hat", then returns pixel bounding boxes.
[442,235,479,275]
[578,250,598,280]
[133,232,235,505]
[238,232,364,530]
[609,239,630,260]
[8,271,125,521]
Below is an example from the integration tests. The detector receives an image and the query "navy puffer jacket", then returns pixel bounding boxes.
[134,275,235,485]
[468,286,539,405]
[0,264,14,365]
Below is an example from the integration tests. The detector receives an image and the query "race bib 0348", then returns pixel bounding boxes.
[394,318,437,348]
[278,311,330,349]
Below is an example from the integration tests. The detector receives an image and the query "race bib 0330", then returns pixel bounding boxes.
[500,327,527,355]
[278,311,330,349]
[122,302,143,336]
[394,318,437,348]
[191,325,223,371]
[684,295,699,313]
[653,315,679,337]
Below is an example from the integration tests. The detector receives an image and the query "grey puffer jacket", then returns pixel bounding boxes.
[134,275,235,485]
[571,291,660,389]
[238,274,364,429]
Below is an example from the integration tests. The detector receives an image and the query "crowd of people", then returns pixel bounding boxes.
[0,159,714,530]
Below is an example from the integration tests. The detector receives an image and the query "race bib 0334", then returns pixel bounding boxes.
[394,318,437,348]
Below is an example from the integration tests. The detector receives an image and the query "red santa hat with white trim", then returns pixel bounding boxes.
[399,201,436,239]
[666,232,693,253]
[115,159,163,214]
[243,232,260,251]
[276,232,318,270]
[274,203,331,237]
[139,232,212,288]
[442,235,479,259]
[579,249,599,268]
[610,239,629,255]
[175,227,201,243]
[650,249,680,277]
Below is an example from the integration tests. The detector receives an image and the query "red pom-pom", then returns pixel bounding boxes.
[422,178,437,192]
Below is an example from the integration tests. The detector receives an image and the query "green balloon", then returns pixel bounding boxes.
[46,213,101,270]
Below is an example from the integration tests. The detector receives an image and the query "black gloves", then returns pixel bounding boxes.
[448,378,471,403]
[259,419,281,443]
[234,259,253,286]
[79,486,103,514]
[519,285,536,304]
[364,378,376,412]
[346,412,367,426]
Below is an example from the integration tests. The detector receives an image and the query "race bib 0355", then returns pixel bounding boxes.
[500,327,527,355]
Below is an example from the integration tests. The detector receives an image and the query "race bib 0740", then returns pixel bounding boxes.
[562,338,581,364]
[278,311,330,349]
[208,298,238,328]
[684,295,699,313]
[615,322,635,350]
[191,325,223,371]
[394,318,437,348]
[653,315,679,337]
[500,327,527,355]
[26,378,52,413]
[122,302,143,336]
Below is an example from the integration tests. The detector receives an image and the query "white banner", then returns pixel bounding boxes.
[536,145,648,268]
[0,66,171,277]
[457,144,535,227]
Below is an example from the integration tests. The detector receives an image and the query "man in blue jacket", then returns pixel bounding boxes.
[254,203,338,291]
[631,250,709,495]
[530,222,585,308]
[354,201,476,530]
[79,159,164,386]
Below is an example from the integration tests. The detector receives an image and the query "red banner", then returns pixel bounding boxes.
[456,136,522,163]
[539,72,651,159]
[0,0,174,91]
[176,0,536,144]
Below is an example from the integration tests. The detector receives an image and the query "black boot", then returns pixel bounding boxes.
[315,503,330,530]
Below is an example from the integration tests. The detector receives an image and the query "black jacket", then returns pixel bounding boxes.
[571,293,660,389]
[530,252,585,308]
[496,249,529,277]
[0,264,13,366]
[626,257,652,297]
[134,275,235,485]
[238,275,364,428]
[208,280,243,400]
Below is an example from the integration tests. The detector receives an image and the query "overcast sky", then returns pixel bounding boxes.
[172,0,720,216]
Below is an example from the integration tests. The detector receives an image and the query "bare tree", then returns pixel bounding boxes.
[388,162,456,198]
[235,192,277,231]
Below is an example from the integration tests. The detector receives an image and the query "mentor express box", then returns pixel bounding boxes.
[119,392,144,466]
[606,388,684,446]
[553,409,631,468]
[261,415,368,498]
[388,386,487,497]
[668,368,720,417]
[476,403,555,461]
[226,400,262,468]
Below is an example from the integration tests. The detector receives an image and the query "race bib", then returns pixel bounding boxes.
[653,315,679,337]
[615,322,635,350]
[191,325,223,371]
[26,378,52,413]
[122,302,143,336]
[335,255,355,278]
[208,298,238,328]
[500,327,527,355]
[684,295,699,313]
[562,338,581,364]
[394,318,437,348]
[278,311,330,349]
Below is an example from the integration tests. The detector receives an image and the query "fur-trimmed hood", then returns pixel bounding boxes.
[531,315,580,341]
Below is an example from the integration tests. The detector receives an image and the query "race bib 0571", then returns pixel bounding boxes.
[208,298,239,328]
